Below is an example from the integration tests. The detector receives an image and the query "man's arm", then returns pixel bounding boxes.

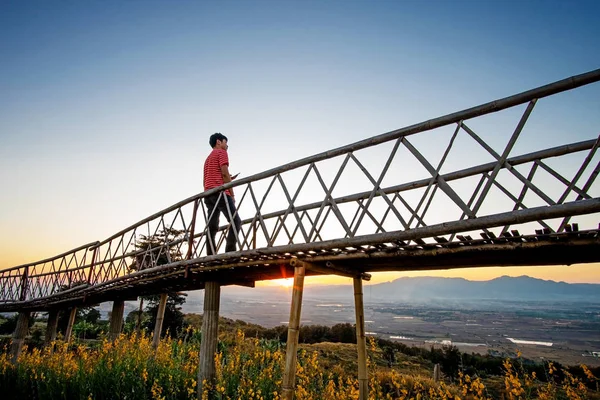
[220,164,234,198]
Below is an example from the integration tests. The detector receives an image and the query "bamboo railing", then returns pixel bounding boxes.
[1,69,599,309]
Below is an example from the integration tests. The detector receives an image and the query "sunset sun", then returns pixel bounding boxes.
[274,278,293,288]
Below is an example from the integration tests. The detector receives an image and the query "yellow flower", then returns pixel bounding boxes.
[581,364,596,381]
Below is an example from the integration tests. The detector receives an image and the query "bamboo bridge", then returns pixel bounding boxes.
[2,69,600,400]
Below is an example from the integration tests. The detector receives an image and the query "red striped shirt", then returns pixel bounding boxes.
[203,149,231,195]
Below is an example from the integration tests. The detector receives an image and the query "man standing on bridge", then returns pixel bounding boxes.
[203,132,241,255]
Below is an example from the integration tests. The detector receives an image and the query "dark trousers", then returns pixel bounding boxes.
[204,193,241,255]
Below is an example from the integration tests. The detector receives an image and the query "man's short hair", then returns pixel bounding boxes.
[209,132,228,148]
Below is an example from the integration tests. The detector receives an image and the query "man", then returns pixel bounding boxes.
[203,132,241,255]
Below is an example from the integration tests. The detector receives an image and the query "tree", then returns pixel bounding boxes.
[129,228,184,272]
[130,229,188,338]
[0,314,27,334]
[73,321,99,339]
[143,292,188,338]
[329,323,356,343]
[81,307,101,324]
[439,344,462,379]
[124,309,150,334]
[56,306,101,335]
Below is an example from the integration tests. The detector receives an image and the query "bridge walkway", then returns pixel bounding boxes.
[2,69,600,400]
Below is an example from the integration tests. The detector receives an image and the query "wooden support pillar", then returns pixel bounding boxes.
[281,260,306,400]
[109,300,125,341]
[433,363,441,382]
[153,293,168,348]
[10,311,30,363]
[198,282,221,398]
[64,307,77,344]
[135,297,144,337]
[354,277,369,400]
[45,310,59,347]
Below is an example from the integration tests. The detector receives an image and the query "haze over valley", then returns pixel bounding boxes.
[109,276,600,366]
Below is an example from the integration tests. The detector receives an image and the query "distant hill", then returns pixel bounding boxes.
[187,275,600,304]
[359,275,600,302]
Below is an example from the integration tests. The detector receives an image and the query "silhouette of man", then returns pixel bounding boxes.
[203,132,241,255]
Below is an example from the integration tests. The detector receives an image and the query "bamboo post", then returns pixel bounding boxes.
[433,363,441,382]
[10,311,30,363]
[64,307,77,344]
[198,282,221,398]
[281,259,306,400]
[253,220,257,249]
[153,293,168,348]
[86,246,98,284]
[186,200,199,260]
[109,299,125,341]
[19,267,29,301]
[45,310,59,347]
[354,277,368,400]
[135,297,144,337]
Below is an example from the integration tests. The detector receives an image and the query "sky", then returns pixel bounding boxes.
[1,0,599,285]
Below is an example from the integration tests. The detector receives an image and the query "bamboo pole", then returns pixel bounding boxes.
[109,299,125,341]
[354,277,368,400]
[19,267,29,301]
[198,282,221,398]
[433,364,441,382]
[186,200,199,260]
[282,259,306,400]
[45,310,59,347]
[153,293,168,348]
[64,307,77,344]
[136,297,144,336]
[10,311,30,363]
[87,246,98,284]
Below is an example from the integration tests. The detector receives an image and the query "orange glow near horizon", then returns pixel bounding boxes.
[257,263,600,287]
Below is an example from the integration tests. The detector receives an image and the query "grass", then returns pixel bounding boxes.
[0,328,598,399]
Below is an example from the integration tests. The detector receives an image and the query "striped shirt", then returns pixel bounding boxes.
[204,149,231,195]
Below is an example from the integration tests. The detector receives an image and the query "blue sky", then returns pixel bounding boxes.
[1,0,599,283]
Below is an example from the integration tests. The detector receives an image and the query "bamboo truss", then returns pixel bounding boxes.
[0,68,598,310]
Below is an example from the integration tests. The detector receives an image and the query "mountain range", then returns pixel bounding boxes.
[192,275,600,304]
[331,275,600,302]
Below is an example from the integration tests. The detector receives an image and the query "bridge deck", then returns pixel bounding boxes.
[4,225,598,312]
